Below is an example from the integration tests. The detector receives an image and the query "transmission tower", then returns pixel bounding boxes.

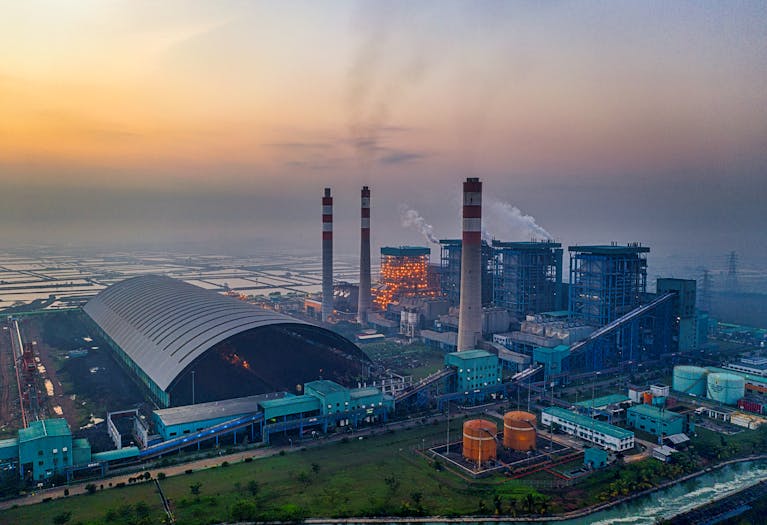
[698,267,713,311]
[726,251,739,293]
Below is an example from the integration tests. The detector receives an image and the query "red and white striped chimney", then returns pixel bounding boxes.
[322,188,333,322]
[358,186,371,325]
[457,177,482,351]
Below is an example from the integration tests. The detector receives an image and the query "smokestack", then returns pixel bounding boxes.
[358,186,371,325]
[322,187,333,322]
[457,177,482,351]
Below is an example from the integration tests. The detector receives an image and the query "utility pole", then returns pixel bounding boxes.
[446,402,450,455]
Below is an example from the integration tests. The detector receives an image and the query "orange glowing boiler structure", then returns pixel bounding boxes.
[374,246,439,310]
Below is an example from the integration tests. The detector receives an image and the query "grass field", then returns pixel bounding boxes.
[0,417,547,524]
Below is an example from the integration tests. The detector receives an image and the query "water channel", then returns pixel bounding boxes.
[327,460,767,525]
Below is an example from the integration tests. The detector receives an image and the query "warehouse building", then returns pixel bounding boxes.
[541,407,635,452]
[152,379,394,442]
[626,405,686,437]
[84,275,371,407]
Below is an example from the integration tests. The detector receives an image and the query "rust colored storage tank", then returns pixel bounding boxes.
[643,392,653,404]
[462,419,497,464]
[503,411,537,451]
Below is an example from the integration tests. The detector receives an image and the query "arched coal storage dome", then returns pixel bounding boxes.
[83,275,370,407]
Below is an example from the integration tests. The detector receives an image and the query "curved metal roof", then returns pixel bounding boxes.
[83,275,322,392]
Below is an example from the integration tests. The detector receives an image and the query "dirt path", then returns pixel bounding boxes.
[0,328,15,429]
[25,320,80,429]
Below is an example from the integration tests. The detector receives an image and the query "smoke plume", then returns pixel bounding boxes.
[400,205,439,244]
[484,199,552,241]
[346,5,433,167]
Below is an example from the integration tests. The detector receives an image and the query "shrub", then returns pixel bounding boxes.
[157,472,166,481]
[63,488,69,496]
[244,457,253,463]
[190,481,202,496]
[221,461,229,467]
[84,483,97,495]
[230,499,257,521]
[185,469,193,475]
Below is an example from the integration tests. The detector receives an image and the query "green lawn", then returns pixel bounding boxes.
[1,418,546,524]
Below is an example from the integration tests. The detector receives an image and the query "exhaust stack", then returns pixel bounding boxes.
[358,186,371,325]
[322,187,333,322]
[457,177,483,351]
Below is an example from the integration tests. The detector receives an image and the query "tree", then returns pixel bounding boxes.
[189,482,202,496]
[142,471,151,481]
[52,511,72,525]
[384,475,400,493]
[134,501,150,519]
[493,494,502,515]
[247,480,260,496]
[231,499,257,521]
[297,471,311,487]
[524,493,535,514]
[508,497,518,517]
[84,483,97,495]
[157,472,166,481]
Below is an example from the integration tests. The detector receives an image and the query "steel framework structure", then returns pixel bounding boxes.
[568,244,649,328]
[439,239,493,307]
[492,241,563,318]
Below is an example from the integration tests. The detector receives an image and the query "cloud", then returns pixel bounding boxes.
[379,150,428,165]
[265,141,333,150]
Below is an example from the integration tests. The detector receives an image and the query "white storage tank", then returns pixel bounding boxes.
[707,373,746,405]
[672,366,708,396]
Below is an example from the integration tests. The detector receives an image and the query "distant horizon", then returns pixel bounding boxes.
[1,2,765,265]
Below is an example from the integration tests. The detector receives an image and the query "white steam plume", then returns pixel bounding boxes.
[484,199,552,241]
[400,205,439,244]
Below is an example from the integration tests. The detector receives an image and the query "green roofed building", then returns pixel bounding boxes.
[18,418,75,481]
[575,394,631,410]
[444,349,501,392]
[626,404,686,437]
[0,438,19,463]
[541,407,634,452]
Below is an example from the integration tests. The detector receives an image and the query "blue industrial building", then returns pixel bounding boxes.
[444,349,502,392]
[439,239,494,308]
[569,244,649,327]
[626,405,686,437]
[492,241,564,318]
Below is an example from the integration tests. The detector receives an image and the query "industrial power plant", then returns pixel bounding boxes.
[0,176,764,511]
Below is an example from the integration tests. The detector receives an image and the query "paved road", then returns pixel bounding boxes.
[0,411,464,511]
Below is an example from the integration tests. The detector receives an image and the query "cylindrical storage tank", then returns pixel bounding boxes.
[673,366,709,396]
[707,373,746,405]
[503,411,537,451]
[462,419,497,464]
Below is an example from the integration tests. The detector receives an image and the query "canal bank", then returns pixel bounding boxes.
[303,455,767,525]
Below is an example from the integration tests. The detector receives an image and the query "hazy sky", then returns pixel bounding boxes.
[1,1,765,265]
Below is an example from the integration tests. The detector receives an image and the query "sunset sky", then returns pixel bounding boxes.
[1,1,765,264]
